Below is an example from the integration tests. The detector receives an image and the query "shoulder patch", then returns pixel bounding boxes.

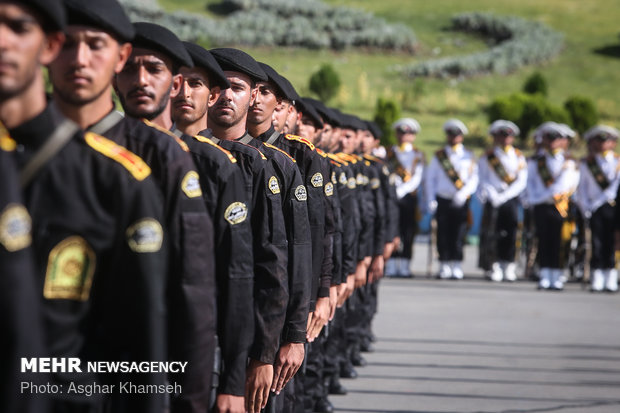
[193,135,237,163]
[142,119,189,152]
[311,172,324,187]
[84,132,151,181]
[264,142,295,163]
[331,171,337,184]
[126,218,164,253]
[268,175,281,194]
[339,172,347,185]
[356,173,364,185]
[324,182,334,197]
[0,204,31,252]
[285,134,315,151]
[181,171,203,198]
[295,185,308,201]
[44,236,96,301]
[382,165,390,176]
[225,202,248,225]
[370,177,381,189]
[347,177,357,189]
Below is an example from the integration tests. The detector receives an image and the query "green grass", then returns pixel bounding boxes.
[158,0,620,157]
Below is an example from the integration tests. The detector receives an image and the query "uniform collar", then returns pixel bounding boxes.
[398,142,413,152]
[8,103,58,151]
[447,143,463,155]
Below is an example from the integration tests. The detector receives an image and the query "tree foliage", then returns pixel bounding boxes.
[522,72,548,96]
[564,96,599,135]
[373,98,401,147]
[309,64,341,103]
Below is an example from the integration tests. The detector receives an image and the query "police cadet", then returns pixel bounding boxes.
[51,13,217,410]
[527,122,579,290]
[245,62,313,412]
[1,1,169,412]
[0,124,46,413]
[385,118,425,277]
[477,120,527,282]
[577,125,620,292]
[425,119,478,279]
[207,48,290,413]
[170,42,256,413]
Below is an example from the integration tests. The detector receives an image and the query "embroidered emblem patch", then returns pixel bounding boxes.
[331,171,337,184]
[324,182,334,197]
[356,173,364,185]
[43,236,96,301]
[382,165,390,176]
[126,218,163,253]
[182,171,202,198]
[295,185,307,201]
[339,172,347,185]
[370,178,380,189]
[269,176,280,195]
[225,202,248,225]
[311,172,323,188]
[347,177,357,189]
[0,204,31,252]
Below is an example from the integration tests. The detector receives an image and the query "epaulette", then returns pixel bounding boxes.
[193,135,237,164]
[337,153,357,164]
[316,148,328,158]
[285,134,315,151]
[84,132,151,181]
[142,119,189,152]
[0,123,16,152]
[363,154,382,163]
[236,141,267,160]
[264,142,295,163]
[327,153,347,166]
[330,160,341,167]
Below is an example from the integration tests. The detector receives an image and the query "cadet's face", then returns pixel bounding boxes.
[601,138,616,153]
[49,26,131,106]
[115,48,178,120]
[208,70,255,129]
[447,133,463,146]
[318,122,332,147]
[545,136,565,151]
[171,66,216,126]
[396,130,416,144]
[248,81,279,125]
[328,127,341,152]
[272,100,289,132]
[493,134,514,147]
[297,115,318,142]
[340,128,356,154]
[0,3,62,102]
[360,130,375,153]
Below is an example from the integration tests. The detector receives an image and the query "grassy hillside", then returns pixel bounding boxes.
[159,0,620,156]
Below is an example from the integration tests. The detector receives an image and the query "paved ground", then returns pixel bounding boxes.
[330,244,620,413]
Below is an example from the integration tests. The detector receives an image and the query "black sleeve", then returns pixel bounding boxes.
[304,152,326,309]
[340,165,359,276]
[371,164,387,257]
[330,167,344,285]
[319,157,334,297]
[357,163,376,260]
[249,160,289,364]
[165,154,217,413]
[282,165,312,343]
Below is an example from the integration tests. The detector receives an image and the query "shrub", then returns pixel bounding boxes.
[309,64,341,104]
[396,13,563,78]
[373,98,401,147]
[564,96,599,135]
[523,72,548,96]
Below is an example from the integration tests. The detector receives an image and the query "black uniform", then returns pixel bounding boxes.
[209,131,289,366]
[11,105,168,412]
[89,113,217,412]
[176,130,255,397]
[0,132,47,413]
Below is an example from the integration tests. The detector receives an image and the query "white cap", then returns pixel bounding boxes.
[534,121,558,144]
[443,119,468,136]
[392,118,420,134]
[557,123,576,139]
[584,125,620,141]
[489,119,520,137]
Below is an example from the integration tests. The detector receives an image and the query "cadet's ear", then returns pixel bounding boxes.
[115,43,133,74]
[249,85,258,106]
[40,31,65,66]
[208,86,221,108]
[170,73,183,98]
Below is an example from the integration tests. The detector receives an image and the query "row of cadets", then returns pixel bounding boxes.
[1,1,173,411]
[170,43,256,411]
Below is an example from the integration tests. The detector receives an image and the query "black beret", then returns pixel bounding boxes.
[276,74,300,104]
[258,62,299,100]
[366,120,383,140]
[297,98,324,129]
[339,113,366,131]
[64,0,134,42]
[132,22,193,69]
[209,48,267,82]
[19,0,65,31]
[182,42,230,90]
[303,98,341,127]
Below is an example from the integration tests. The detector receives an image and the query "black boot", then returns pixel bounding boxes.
[339,362,357,379]
[314,397,334,413]
[328,377,348,395]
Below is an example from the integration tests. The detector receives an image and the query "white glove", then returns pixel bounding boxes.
[452,191,467,208]
[428,200,437,214]
[491,192,504,208]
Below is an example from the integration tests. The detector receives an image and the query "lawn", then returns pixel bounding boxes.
[158,0,620,156]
